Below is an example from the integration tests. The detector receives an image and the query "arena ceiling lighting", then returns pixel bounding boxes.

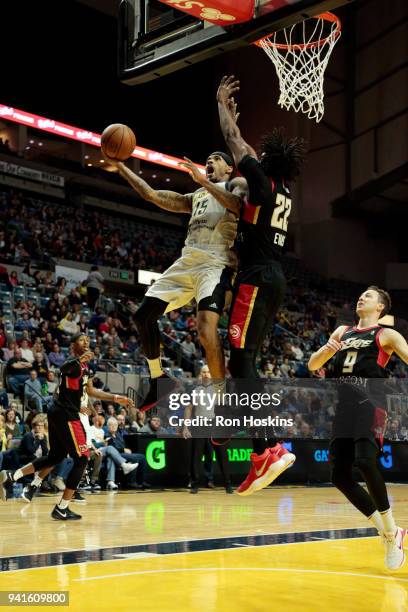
[0,103,205,172]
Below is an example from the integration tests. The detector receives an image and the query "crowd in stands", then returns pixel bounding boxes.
[0,185,407,493]
[0,189,184,272]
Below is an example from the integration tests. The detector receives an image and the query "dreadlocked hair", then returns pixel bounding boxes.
[258,127,307,182]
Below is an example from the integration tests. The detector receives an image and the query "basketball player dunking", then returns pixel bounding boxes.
[216,75,306,495]
[309,286,408,570]
[108,152,247,411]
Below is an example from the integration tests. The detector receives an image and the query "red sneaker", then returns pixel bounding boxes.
[270,443,296,468]
[236,449,285,497]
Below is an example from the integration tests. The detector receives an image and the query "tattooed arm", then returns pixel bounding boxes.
[114,161,192,213]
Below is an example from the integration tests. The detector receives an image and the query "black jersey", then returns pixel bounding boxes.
[237,155,292,266]
[331,326,389,379]
[53,357,92,420]
[331,326,390,442]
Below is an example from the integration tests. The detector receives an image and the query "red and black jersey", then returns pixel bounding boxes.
[331,326,390,379]
[237,155,292,266]
[53,357,93,420]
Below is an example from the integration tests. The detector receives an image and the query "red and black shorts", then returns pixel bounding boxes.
[228,262,286,350]
[48,408,90,459]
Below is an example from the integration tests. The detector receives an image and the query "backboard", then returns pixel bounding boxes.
[118,0,353,85]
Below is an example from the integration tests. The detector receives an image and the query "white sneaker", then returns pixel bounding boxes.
[384,527,406,570]
[53,477,66,492]
[106,481,118,490]
[122,462,138,475]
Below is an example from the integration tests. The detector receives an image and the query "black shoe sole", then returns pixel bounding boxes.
[51,512,82,520]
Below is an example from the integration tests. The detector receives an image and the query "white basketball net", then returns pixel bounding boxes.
[256,13,341,123]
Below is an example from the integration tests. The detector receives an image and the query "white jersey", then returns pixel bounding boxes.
[184,182,237,266]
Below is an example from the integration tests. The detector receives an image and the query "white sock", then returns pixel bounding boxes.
[380,508,397,535]
[32,473,43,487]
[13,469,23,481]
[368,510,384,534]
[146,357,163,379]
[58,498,69,510]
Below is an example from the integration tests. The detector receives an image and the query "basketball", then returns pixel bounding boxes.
[101,124,136,161]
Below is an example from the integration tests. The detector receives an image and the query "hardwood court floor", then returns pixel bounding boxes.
[0,485,407,611]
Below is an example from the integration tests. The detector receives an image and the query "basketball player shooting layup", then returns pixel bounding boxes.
[0,333,134,520]
[309,286,408,570]
[216,75,306,495]
[108,151,247,411]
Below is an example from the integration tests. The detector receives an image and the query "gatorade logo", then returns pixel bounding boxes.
[146,440,166,470]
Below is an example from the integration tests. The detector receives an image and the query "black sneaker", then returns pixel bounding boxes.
[138,373,179,412]
[72,491,87,504]
[225,485,234,494]
[51,505,82,520]
[0,470,14,502]
[21,483,40,503]
[91,481,101,491]
[190,487,199,494]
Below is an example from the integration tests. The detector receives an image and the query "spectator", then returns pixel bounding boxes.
[117,411,133,432]
[105,417,148,490]
[388,419,403,441]
[131,410,146,432]
[86,265,104,310]
[32,352,49,383]
[18,419,48,465]
[24,370,52,413]
[92,400,105,417]
[8,270,19,287]
[1,340,16,362]
[0,414,20,471]
[180,333,196,373]
[20,339,34,363]
[15,312,33,332]
[29,308,43,330]
[6,348,32,396]
[4,408,22,440]
[87,414,138,490]
[44,371,58,395]
[48,343,65,369]
[0,414,7,450]
[20,263,35,286]
[0,325,6,350]
[32,270,43,287]
[0,380,9,410]
[58,312,79,339]
[139,416,169,436]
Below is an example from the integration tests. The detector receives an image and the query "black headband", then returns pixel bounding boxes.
[208,151,234,167]
[70,332,88,344]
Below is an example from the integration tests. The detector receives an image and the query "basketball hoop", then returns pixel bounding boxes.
[254,12,341,123]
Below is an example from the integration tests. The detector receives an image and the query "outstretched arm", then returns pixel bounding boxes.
[86,377,135,408]
[110,161,192,214]
[379,328,408,364]
[180,158,247,215]
[217,75,257,166]
[308,326,347,371]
